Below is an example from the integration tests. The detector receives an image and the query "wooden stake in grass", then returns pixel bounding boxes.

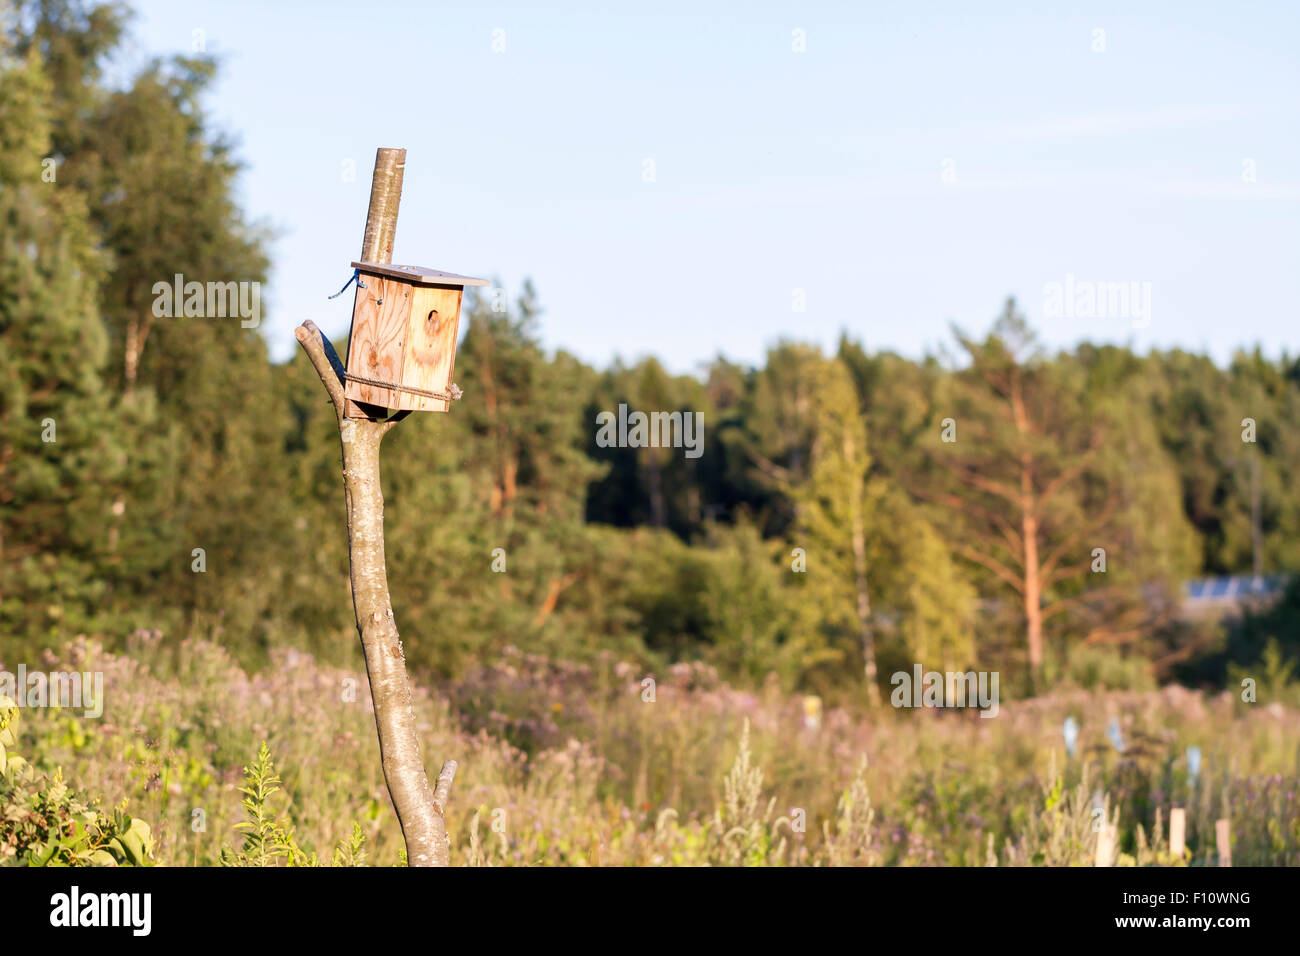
[294,147,456,867]
[1094,820,1116,868]
[1216,818,1232,867]
[1169,807,1186,858]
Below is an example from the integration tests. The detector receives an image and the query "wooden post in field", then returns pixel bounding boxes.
[293,147,458,866]
[361,147,405,264]
[346,148,405,421]
[1216,818,1232,867]
[1169,807,1186,858]
[1094,820,1116,867]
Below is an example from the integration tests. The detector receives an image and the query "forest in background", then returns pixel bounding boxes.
[4,0,1300,708]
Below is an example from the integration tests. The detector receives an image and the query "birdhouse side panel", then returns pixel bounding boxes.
[344,275,414,408]
[397,285,463,412]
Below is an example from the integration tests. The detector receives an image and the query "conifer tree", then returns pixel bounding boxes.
[0,40,123,642]
[928,301,1192,686]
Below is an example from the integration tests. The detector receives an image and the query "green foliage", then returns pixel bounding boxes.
[221,741,297,867]
[793,358,881,679]
[0,39,127,646]
[1050,645,1157,692]
[332,822,368,867]
[1229,638,1300,708]
[0,696,154,866]
[220,741,367,867]
[696,519,833,689]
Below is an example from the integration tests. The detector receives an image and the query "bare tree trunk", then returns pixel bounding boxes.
[123,316,148,394]
[288,146,457,866]
[1250,455,1262,576]
[1022,502,1043,681]
[845,431,879,705]
[851,509,879,706]
[295,320,457,866]
[113,309,152,554]
[533,571,580,629]
[360,148,405,263]
[1011,376,1043,686]
[342,416,448,865]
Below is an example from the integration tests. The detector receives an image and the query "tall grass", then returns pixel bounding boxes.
[7,634,1298,866]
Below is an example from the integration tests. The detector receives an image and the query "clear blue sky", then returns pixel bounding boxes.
[115,0,1299,373]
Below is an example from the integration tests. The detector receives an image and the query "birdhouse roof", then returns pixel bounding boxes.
[352,261,490,287]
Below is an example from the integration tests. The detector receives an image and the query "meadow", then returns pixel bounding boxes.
[5,632,1297,867]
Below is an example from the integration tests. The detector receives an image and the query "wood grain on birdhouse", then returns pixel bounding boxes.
[402,286,462,411]
[342,261,487,413]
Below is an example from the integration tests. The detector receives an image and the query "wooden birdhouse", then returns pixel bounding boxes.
[343,261,488,412]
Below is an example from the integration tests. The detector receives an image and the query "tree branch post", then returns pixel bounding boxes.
[292,146,457,867]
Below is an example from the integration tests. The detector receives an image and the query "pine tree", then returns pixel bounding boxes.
[927,300,1190,687]
[0,41,124,643]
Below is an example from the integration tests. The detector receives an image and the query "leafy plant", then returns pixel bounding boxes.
[220,742,367,867]
[1229,638,1300,708]
[0,697,153,867]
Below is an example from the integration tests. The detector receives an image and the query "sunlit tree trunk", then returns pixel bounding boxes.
[295,319,458,866]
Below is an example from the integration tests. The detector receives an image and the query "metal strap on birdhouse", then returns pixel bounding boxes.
[342,372,463,403]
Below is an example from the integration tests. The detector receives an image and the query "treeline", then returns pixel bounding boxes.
[3,1,1298,699]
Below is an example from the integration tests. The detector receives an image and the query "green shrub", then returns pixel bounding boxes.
[220,742,371,867]
[0,696,153,867]
[1054,645,1156,692]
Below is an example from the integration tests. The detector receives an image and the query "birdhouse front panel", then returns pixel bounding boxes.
[401,285,463,412]
[343,262,487,413]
